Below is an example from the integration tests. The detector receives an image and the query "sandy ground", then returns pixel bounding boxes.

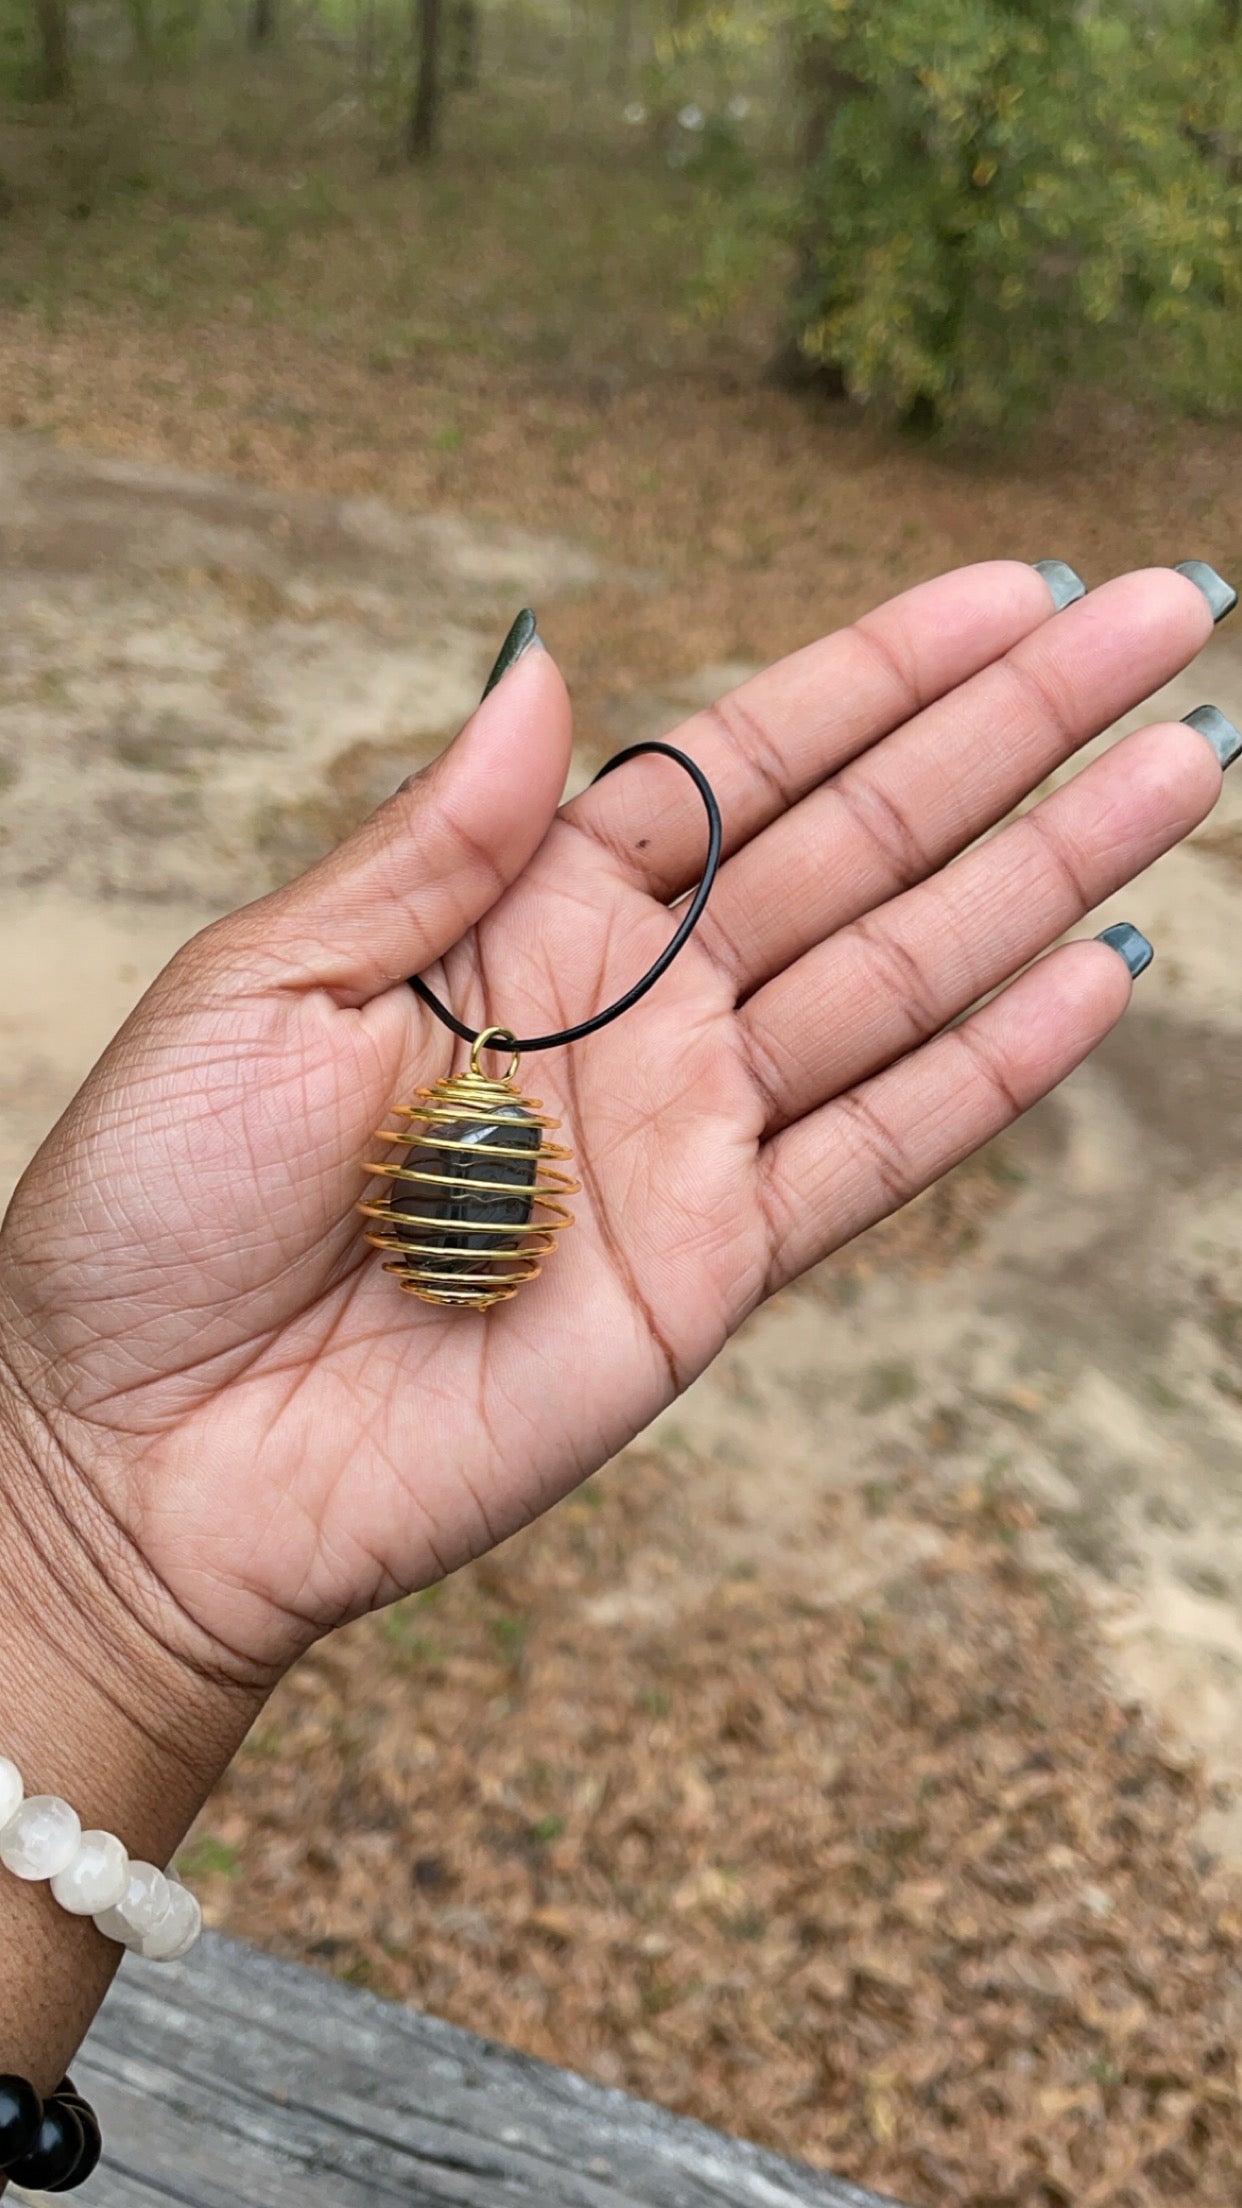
[4,427,1242,1872]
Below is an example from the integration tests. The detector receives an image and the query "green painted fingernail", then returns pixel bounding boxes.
[1174,561,1237,624]
[482,609,539,698]
[1097,922,1154,978]
[1184,704,1242,769]
[1032,559,1086,610]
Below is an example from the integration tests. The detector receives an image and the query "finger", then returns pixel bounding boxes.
[190,642,574,1006]
[703,566,1214,997]
[741,717,1219,1132]
[759,936,1138,1296]
[564,560,1073,896]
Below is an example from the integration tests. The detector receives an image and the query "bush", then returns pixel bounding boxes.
[783,0,1242,433]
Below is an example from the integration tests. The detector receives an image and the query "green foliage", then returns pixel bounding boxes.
[783,0,1242,433]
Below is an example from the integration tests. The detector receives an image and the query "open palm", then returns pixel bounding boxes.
[0,561,1222,1688]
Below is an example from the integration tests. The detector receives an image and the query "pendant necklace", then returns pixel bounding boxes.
[358,741,722,1314]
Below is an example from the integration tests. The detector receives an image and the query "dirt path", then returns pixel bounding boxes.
[4,429,1242,1875]
[0,428,598,1178]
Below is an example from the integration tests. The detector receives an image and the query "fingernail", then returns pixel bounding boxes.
[482,608,540,699]
[1174,560,1237,624]
[1183,704,1242,769]
[1032,559,1087,610]
[1096,922,1154,979]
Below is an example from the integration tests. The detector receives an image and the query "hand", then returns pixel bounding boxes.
[0,563,1224,1691]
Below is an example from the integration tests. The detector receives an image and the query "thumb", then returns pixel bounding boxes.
[215,613,573,1004]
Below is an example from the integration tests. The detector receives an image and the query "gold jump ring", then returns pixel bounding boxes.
[469,1026,521,1081]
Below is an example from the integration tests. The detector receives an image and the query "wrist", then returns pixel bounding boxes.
[0,1358,263,1843]
[0,1357,263,2088]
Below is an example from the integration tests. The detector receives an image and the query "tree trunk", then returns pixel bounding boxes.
[126,0,154,58]
[356,0,376,81]
[796,39,858,171]
[407,0,443,160]
[450,0,478,87]
[249,0,276,48]
[766,38,859,394]
[609,0,635,94]
[34,0,71,98]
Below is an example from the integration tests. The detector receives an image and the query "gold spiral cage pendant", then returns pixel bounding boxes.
[358,1028,578,1312]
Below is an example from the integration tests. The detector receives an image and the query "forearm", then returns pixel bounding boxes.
[0,1371,263,2091]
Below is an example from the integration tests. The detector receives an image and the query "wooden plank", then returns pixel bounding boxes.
[56,1934,903,2208]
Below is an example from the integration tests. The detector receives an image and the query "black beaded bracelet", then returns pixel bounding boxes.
[0,2071,102,2192]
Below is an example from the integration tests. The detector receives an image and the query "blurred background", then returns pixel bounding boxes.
[2,2,1242,2201]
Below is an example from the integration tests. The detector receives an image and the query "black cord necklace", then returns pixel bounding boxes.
[358,742,723,1314]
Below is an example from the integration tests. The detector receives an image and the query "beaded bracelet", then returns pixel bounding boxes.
[0,1756,202,1963]
[0,2071,102,2193]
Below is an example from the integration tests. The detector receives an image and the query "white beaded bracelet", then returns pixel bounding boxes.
[0,1755,202,1963]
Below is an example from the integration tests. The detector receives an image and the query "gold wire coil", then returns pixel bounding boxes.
[358,1029,578,1312]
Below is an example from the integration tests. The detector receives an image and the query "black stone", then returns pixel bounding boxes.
[0,2074,42,2168]
[390,1105,540,1286]
[47,2100,102,2190]
[8,2102,84,2191]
